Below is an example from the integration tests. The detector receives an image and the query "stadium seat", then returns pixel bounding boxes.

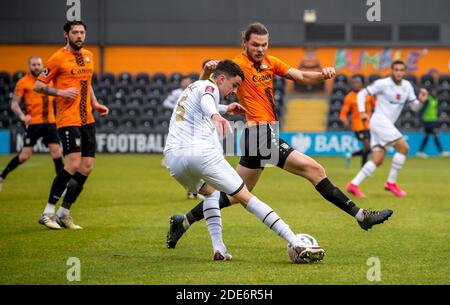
[152,73,167,85]
[138,115,156,129]
[114,84,130,98]
[368,73,381,84]
[332,82,347,93]
[0,86,9,98]
[0,72,10,87]
[145,96,161,107]
[97,84,113,96]
[120,116,138,131]
[129,96,144,107]
[118,72,133,85]
[335,74,348,84]
[352,74,365,85]
[437,85,450,96]
[131,84,147,96]
[189,73,200,81]
[155,115,171,129]
[327,119,343,131]
[0,117,9,129]
[108,104,123,117]
[148,83,166,96]
[101,117,120,129]
[273,76,286,92]
[159,108,173,117]
[142,105,158,116]
[135,72,151,86]
[329,100,343,112]
[169,72,183,84]
[0,104,11,117]
[438,74,450,86]
[109,97,126,107]
[420,74,435,88]
[404,74,417,85]
[100,73,115,86]
[92,72,98,86]
[124,105,141,117]
[12,71,26,84]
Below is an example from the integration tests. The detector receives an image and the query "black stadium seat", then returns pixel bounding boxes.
[334,74,348,84]
[100,73,115,86]
[0,72,10,87]
[12,71,26,84]
[169,72,183,85]
[139,115,155,129]
[124,105,141,117]
[420,74,435,88]
[91,72,98,86]
[129,96,144,107]
[120,116,138,131]
[118,72,133,85]
[107,104,123,117]
[352,74,365,85]
[135,72,150,86]
[438,74,450,86]
[368,73,381,84]
[152,73,167,85]
[142,105,158,117]
[404,74,417,85]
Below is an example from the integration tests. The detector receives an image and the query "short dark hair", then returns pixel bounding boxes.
[64,20,87,33]
[213,60,245,82]
[391,60,406,69]
[243,22,269,41]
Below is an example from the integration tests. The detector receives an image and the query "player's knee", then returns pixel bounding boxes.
[65,159,82,173]
[19,151,31,162]
[310,161,326,180]
[80,163,94,176]
[49,148,62,159]
[373,158,383,166]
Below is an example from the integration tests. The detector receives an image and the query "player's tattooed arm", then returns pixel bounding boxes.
[10,95,32,123]
[284,67,336,84]
[34,80,78,100]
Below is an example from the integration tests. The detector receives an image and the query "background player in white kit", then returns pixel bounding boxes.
[346,60,428,198]
[164,60,325,261]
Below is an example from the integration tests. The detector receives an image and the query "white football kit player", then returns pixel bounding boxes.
[357,77,421,149]
[163,80,244,195]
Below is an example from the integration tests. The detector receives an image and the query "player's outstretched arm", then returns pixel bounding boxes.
[34,80,78,100]
[10,95,32,123]
[284,67,336,85]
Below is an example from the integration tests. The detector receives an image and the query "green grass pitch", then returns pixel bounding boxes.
[0,154,449,284]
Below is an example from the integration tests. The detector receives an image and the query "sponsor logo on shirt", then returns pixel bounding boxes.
[205,86,215,93]
[252,73,272,82]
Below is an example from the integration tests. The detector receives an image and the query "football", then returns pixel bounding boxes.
[287,233,322,264]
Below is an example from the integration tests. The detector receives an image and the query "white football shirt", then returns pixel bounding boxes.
[358,77,419,123]
[164,79,222,152]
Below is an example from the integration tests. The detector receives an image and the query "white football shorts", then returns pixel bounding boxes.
[164,146,244,195]
[370,115,403,149]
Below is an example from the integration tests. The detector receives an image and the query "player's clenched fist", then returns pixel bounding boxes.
[321,67,336,80]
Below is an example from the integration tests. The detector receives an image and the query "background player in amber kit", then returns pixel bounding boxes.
[167,22,393,249]
[340,75,376,168]
[34,20,109,230]
[0,56,63,192]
